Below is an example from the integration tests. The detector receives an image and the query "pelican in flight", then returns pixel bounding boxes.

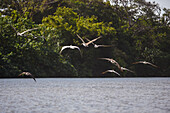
[18,72,36,82]
[60,45,82,56]
[11,25,39,37]
[121,67,135,73]
[76,34,102,47]
[85,37,113,48]
[93,44,113,48]
[99,58,123,72]
[132,61,158,68]
[102,69,120,76]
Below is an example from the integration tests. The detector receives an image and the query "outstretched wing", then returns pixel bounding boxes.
[18,72,25,76]
[73,46,82,57]
[132,61,143,64]
[121,67,135,73]
[111,70,120,76]
[60,46,70,54]
[18,72,36,82]
[99,58,122,72]
[20,28,39,35]
[98,58,112,61]
[30,75,37,82]
[76,34,86,43]
[133,61,158,68]
[102,70,109,74]
[85,37,95,45]
[96,45,113,47]
[102,70,120,76]
[86,36,102,45]
[85,37,112,48]
[146,62,158,68]
[113,61,123,72]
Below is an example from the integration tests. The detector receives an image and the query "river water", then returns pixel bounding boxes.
[0,78,170,113]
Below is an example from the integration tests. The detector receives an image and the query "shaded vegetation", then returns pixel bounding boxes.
[0,0,170,78]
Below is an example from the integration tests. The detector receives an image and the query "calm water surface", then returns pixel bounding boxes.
[0,78,170,113]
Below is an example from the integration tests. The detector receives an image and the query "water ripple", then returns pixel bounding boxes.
[0,78,170,113]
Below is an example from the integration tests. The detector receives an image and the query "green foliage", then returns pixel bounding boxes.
[0,0,170,77]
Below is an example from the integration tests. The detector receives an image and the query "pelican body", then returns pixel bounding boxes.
[18,72,36,82]
[60,45,82,56]
[99,58,123,72]
[102,69,120,76]
[132,61,158,68]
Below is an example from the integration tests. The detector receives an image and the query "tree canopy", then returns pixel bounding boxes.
[0,0,170,78]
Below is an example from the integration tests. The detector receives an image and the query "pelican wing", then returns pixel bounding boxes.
[132,61,143,64]
[30,75,37,82]
[96,45,113,47]
[100,58,117,64]
[60,46,70,54]
[146,62,158,68]
[133,61,158,68]
[102,70,120,76]
[73,46,82,56]
[75,46,81,53]
[121,67,135,73]
[99,58,112,61]
[114,62,122,72]
[85,37,95,45]
[99,58,122,72]
[60,46,82,56]
[18,72,36,82]
[20,28,39,35]
[18,72,26,76]
[76,34,86,43]
[85,37,112,48]
[86,36,102,45]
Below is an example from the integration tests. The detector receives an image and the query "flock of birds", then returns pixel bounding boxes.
[13,27,159,82]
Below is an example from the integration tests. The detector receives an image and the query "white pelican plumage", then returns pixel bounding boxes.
[120,67,135,73]
[11,25,39,37]
[85,37,113,48]
[132,61,158,68]
[60,45,82,56]
[76,34,102,47]
[102,69,120,76]
[99,58,123,72]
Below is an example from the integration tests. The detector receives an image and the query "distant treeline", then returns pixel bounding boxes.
[0,0,169,78]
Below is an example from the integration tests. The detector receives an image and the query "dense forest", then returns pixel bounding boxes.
[0,0,169,78]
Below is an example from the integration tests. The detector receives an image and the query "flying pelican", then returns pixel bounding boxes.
[120,67,135,73]
[18,72,36,82]
[102,69,120,76]
[93,44,113,48]
[76,34,102,47]
[60,45,82,56]
[99,58,123,72]
[11,25,39,37]
[85,37,113,48]
[132,61,158,68]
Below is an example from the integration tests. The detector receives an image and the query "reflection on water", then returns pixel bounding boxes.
[0,78,170,113]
